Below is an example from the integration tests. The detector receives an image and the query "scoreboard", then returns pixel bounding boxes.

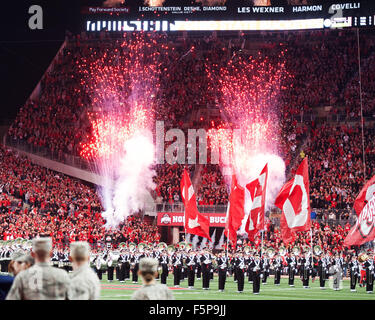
[81,1,375,32]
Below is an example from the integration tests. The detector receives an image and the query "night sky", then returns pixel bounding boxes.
[0,0,80,122]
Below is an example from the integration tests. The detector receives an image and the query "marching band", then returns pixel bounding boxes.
[1,239,374,295]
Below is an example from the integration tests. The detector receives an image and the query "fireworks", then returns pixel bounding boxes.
[206,50,289,209]
[77,33,167,228]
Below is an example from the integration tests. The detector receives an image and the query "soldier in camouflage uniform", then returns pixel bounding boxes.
[67,241,100,300]
[6,237,71,300]
[131,258,174,300]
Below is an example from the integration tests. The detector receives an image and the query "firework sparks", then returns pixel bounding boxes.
[77,33,167,228]
[206,50,289,210]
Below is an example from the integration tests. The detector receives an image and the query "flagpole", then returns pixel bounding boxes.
[260,230,264,258]
[226,229,229,259]
[310,228,313,262]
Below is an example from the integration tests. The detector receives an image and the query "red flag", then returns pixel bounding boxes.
[344,195,375,247]
[181,169,211,241]
[245,164,268,241]
[224,175,245,246]
[275,157,311,244]
[354,175,375,216]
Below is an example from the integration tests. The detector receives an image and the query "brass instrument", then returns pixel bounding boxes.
[178,241,186,250]
[243,246,251,254]
[292,246,300,256]
[167,245,175,255]
[138,242,147,253]
[266,247,276,259]
[118,242,127,249]
[158,242,168,251]
[313,245,322,256]
[109,250,120,267]
[128,242,136,252]
[279,246,287,256]
[303,245,310,254]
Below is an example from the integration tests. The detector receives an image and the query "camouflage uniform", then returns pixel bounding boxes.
[68,265,100,300]
[131,283,174,300]
[6,262,71,300]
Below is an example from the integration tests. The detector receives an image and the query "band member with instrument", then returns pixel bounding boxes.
[185,250,197,289]
[118,249,127,282]
[171,250,183,287]
[364,254,374,294]
[272,253,283,286]
[63,249,71,273]
[94,252,104,280]
[200,249,212,290]
[159,250,170,285]
[131,250,142,283]
[318,253,329,289]
[286,252,297,287]
[300,252,312,288]
[217,252,228,292]
[250,253,263,295]
[261,255,270,285]
[235,251,246,293]
[107,250,115,282]
[348,255,359,292]
[246,251,254,284]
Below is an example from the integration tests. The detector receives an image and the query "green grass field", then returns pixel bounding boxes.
[99,274,375,300]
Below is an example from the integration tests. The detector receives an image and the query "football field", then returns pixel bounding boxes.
[100,274,374,300]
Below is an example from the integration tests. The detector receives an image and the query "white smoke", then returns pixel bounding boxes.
[102,131,156,227]
[192,235,199,249]
[208,229,216,249]
[200,236,208,249]
[215,230,225,249]
[185,233,191,244]
[234,152,286,211]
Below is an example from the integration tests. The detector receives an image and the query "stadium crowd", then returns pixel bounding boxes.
[0,146,160,246]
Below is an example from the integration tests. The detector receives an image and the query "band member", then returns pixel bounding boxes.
[235,252,246,293]
[185,250,197,289]
[250,254,263,294]
[63,249,70,273]
[246,252,254,284]
[107,251,115,282]
[318,254,328,289]
[51,249,59,267]
[272,254,283,286]
[261,255,270,285]
[131,251,141,283]
[300,252,312,288]
[200,249,212,290]
[217,252,228,292]
[348,255,359,292]
[287,253,297,287]
[364,255,374,294]
[124,250,131,280]
[232,253,238,283]
[94,253,103,280]
[159,250,169,285]
[118,250,127,282]
[171,250,183,287]
[330,254,343,291]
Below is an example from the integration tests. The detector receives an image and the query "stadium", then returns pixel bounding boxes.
[0,0,374,303]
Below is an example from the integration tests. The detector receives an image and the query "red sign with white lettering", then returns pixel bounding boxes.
[157,212,227,227]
